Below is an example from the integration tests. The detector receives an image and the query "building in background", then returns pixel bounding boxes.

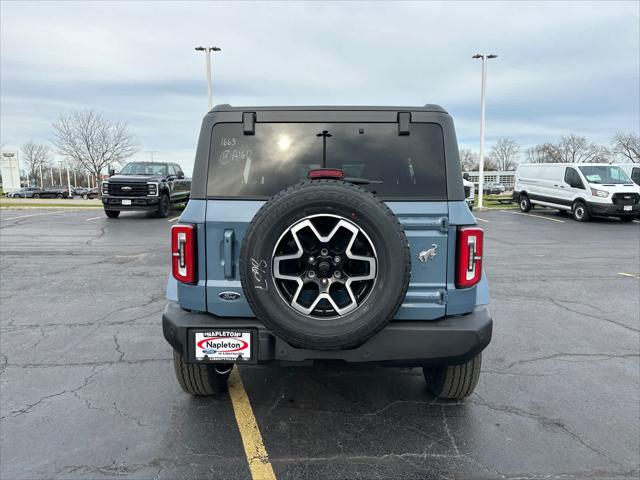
[466,170,515,191]
[1,150,21,193]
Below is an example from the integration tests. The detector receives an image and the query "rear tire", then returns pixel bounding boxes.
[519,194,532,212]
[33,193,40,199]
[173,351,231,395]
[156,193,170,218]
[104,209,120,218]
[82,194,88,200]
[423,354,482,399]
[572,201,590,222]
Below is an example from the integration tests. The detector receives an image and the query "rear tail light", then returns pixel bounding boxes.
[171,224,196,284]
[456,226,483,288]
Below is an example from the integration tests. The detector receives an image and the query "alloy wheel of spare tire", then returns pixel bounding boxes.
[240,180,411,350]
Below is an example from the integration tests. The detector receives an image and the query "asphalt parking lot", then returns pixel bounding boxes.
[1,207,638,480]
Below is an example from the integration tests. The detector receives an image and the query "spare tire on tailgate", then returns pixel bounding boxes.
[239,179,410,350]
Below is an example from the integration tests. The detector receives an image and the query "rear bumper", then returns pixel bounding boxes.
[162,301,493,367]
[102,196,159,211]
[587,201,639,217]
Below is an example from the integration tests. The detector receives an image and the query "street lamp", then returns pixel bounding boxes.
[195,46,222,110]
[472,53,497,209]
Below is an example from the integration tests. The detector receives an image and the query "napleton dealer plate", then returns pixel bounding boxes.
[194,331,252,362]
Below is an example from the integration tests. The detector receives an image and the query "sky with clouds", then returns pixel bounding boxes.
[1,1,638,174]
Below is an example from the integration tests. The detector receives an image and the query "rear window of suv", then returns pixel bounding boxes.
[206,122,447,199]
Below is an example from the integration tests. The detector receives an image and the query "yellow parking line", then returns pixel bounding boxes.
[228,369,276,480]
[168,216,180,222]
[501,210,565,223]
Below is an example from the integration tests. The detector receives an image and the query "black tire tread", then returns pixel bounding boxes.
[172,351,230,395]
[423,354,482,399]
[156,194,170,218]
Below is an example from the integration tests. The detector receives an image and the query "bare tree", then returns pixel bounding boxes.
[611,132,640,163]
[546,134,603,163]
[489,138,520,171]
[21,141,51,186]
[459,149,478,172]
[51,110,139,190]
[483,157,498,171]
[525,144,553,163]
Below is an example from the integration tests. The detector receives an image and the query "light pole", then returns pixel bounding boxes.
[66,162,72,196]
[472,53,497,209]
[195,46,221,110]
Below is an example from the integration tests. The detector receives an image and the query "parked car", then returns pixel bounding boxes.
[73,187,99,199]
[483,182,506,195]
[162,104,492,400]
[513,163,640,221]
[463,173,475,210]
[35,187,70,199]
[101,162,190,218]
[6,187,42,198]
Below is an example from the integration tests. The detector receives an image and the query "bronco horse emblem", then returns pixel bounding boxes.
[418,244,438,265]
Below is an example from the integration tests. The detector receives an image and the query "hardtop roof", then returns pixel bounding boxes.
[210,104,448,114]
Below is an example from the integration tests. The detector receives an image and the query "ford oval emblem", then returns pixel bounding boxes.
[218,291,241,301]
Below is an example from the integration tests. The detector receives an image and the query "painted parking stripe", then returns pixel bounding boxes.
[500,210,565,223]
[633,220,640,224]
[228,369,277,480]
[168,216,180,222]
[475,217,491,223]
[2,210,68,221]
[85,216,103,222]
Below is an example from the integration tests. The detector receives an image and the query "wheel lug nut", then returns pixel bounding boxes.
[334,271,342,279]
[320,248,328,256]
[333,256,341,264]
[308,270,316,278]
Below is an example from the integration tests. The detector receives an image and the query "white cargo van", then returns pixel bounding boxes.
[513,163,640,222]
[616,164,640,187]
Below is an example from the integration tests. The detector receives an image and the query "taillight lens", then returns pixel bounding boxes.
[171,224,196,284]
[456,226,483,288]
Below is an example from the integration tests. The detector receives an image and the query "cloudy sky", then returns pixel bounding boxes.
[1,1,638,174]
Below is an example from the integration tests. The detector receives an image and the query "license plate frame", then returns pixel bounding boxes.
[190,329,256,364]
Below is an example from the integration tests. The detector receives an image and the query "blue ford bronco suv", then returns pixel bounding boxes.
[163,105,492,399]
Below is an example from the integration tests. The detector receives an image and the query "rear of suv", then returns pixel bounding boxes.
[163,105,492,399]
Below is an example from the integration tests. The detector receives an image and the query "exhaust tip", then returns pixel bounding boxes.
[214,364,233,375]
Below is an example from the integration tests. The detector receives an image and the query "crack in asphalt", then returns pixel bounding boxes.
[548,297,640,333]
[472,394,629,472]
[504,352,640,370]
[0,364,110,420]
